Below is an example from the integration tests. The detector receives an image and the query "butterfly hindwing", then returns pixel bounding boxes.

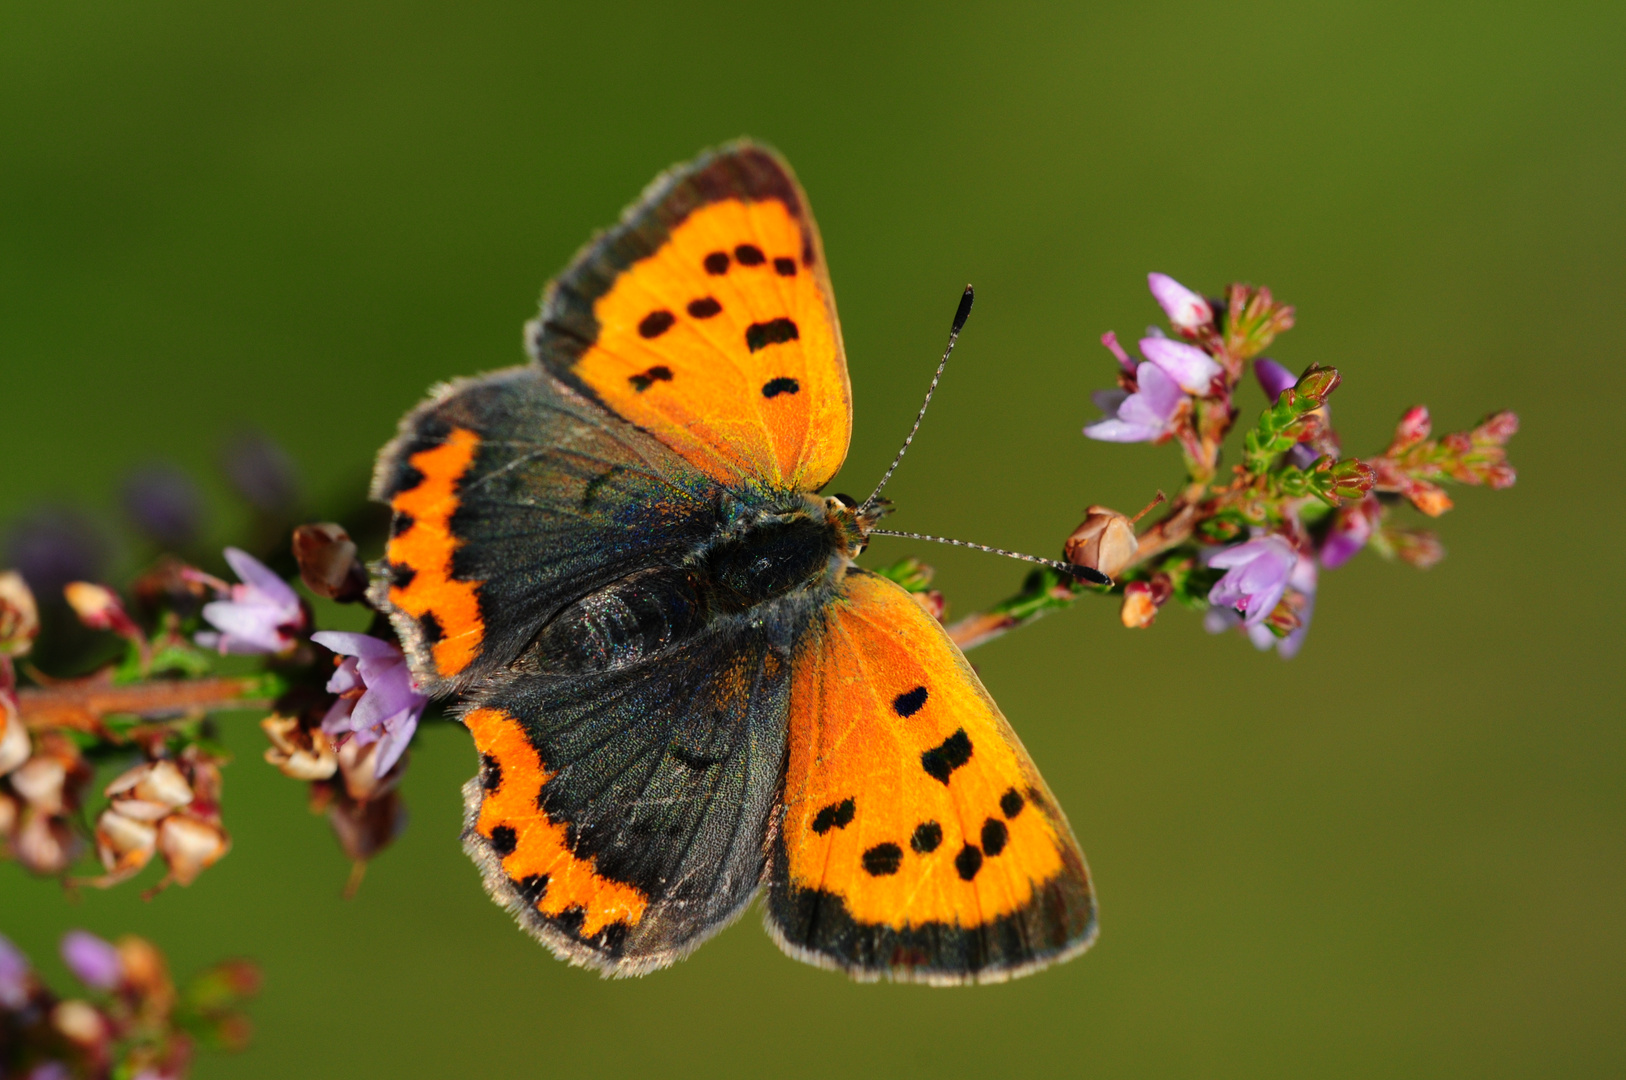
[460,615,794,975]
[765,569,1097,984]
[370,364,722,695]
[527,141,852,492]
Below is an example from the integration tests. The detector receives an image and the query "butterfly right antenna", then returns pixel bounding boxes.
[858,284,975,515]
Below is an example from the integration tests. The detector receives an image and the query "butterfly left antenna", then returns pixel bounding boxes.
[858,285,975,514]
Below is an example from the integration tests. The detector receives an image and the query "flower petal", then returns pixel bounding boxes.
[1254,357,1297,403]
[1084,418,1160,443]
[1147,273,1213,333]
[1132,361,1184,420]
[1140,338,1223,395]
[372,710,420,777]
[223,547,299,609]
[311,631,401,661]
[60,930,121,991]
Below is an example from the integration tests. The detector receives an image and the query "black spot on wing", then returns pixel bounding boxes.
[686,296,722,318]
[387,460,425,500]
[480,753,503,792]
[515,873,548,905]
[638,310,676,338]
[391,512,415,537]
[910,821,942,853]
[734,243,765,266]
[774,256,797,276]
[745,318,799,352]
[419,610,444,646]
[921,728,972,784]
[812,797,855,835]
[490,824,517,857]
[862,843,903,876]
[703,251,730,275]
[955,844,983,881]
[628,365,674,392]
[761,377,799,398]
[893,685,928,717]
[1000,788,1025,819]
[981,818,1008,856]
[388,563,416,590]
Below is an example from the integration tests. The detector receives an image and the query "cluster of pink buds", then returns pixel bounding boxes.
[0,929,258,1078]
[923,272,1517,659]
[90,751,230,894]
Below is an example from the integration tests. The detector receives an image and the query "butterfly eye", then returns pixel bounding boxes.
[830,493,858,509]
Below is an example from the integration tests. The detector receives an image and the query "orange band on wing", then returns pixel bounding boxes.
[464,707,649,936]
[386,428,485,678]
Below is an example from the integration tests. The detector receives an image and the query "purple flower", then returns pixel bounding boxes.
[120,464,205,549]
[221,431,300,516]
[311,632,427,777]
[1148,273,1214,334]
[1254,357,1297,403]
[0,933,31,1008]
[1139,337,1222,395]
[196,548,305,655]
[1321,495,1380,569]
[1084,362,1184,443]
[60,930,121,991]
[28,1063,73,1080]
[1205,552,1317,657]
[3,506,110,597]
[1208,534,1297,627]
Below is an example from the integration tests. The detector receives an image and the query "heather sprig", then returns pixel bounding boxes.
[0,271,1518,1073]
[947,272,1516,651]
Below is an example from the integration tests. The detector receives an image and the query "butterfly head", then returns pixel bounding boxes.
[824,492,892,558]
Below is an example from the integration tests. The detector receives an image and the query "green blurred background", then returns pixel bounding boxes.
[3,1,1622,1077]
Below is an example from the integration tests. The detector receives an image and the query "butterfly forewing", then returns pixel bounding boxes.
[528,143,852,492]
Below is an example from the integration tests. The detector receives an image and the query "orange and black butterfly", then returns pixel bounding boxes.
[371,142,1097,983]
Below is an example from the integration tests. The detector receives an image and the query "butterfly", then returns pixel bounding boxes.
[370,142,1096,983]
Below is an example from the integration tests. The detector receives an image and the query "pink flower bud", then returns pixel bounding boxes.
[1474,410,1519,444]
[0,571,39,658]
[261,714,339,781]
[1063,507,1139,581]
[292,523,368,602]
[94,806,159,882]
[1120,582,1159,628]
[104,760,195,822]
[15,808,79,875]
[61,931,122,991]
[1390,405,1431,453]
[63,582,141,640]
[51,999,108,1045]
[157,813,231,887]
[1406,481,1453,517]
[1147,273,1214,335]
[1294,365,1342,403]
[0,697,29,776]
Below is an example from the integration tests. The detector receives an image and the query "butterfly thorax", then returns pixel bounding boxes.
[527,491,862,676]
